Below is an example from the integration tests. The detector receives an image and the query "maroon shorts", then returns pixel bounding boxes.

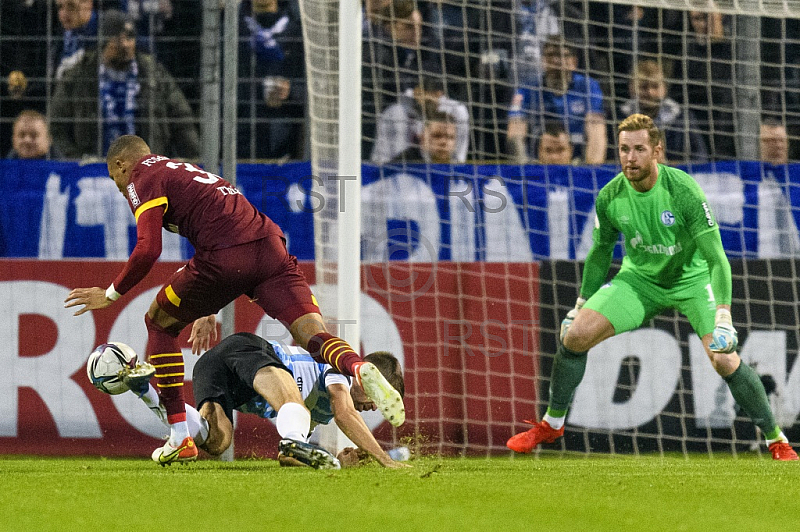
[155,235,320,327]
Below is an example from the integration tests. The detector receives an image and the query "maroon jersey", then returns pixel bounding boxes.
[126,155,282,250]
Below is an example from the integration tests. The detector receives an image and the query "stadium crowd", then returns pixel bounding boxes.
[1,0,799,164]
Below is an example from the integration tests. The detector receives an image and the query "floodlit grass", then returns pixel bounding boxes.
[1,454,799,531]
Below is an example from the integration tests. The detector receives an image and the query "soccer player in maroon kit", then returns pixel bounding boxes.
[65,135,405,465]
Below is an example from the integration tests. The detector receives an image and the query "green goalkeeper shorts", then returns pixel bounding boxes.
[582,269,718,337]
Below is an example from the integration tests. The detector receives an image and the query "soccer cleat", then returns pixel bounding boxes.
[278,439,341,470]
[769,441,799,461]
[357,362,405,427]
[120,362,156,397]
[506,419,565,453]
[151,436,198,466]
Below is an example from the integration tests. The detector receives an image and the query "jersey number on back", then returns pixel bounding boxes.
[166,161,220,184]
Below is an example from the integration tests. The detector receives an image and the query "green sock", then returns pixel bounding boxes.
[723,362,779,437]
[548,343,588,412]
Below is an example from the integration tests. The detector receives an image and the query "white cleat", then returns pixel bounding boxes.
[358,362,405,427]
[278,439,341,470]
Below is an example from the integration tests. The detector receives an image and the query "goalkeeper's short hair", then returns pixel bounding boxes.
[364,351,405,398]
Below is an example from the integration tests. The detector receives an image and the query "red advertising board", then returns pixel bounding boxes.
[0,260,539,457]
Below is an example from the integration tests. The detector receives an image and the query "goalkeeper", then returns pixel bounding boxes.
[507,113,798,461]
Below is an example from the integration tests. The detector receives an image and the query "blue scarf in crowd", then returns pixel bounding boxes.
[99,61,140,155]
[57,11,98,79]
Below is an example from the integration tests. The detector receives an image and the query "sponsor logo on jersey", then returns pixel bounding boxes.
[701,202,715,226]
[126,183,140,207]
[660,210,675,226]
[630,230,683,256]
[619,214,630,225]
[296,376,303,392]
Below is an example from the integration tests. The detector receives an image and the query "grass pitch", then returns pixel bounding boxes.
[1,454,799,532]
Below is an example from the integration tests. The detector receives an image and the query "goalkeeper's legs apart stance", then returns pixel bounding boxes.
[508,281,798,461]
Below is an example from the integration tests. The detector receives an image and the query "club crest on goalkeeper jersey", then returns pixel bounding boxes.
[237,342,351,427]
[125,155,283,251]
[592,164,719,287]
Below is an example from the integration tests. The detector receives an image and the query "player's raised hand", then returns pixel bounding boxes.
[188,315,218,355]
[560,297,586,343]
[64,287,113,316]
[709,308,738,354]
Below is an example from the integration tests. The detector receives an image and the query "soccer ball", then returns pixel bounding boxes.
[86,342,138,395]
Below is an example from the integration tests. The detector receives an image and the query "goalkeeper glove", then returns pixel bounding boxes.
[709,308,738,354]
[560,297,586,343]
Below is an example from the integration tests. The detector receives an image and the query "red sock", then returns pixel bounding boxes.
[306,332,363,377]
[145,314,186,424]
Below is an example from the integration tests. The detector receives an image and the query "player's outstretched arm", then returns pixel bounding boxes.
[328,383,411,469]
[64,287,114,316]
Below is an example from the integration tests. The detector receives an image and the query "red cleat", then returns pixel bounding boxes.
[507,419,564,453]
[151,436,198,466]
[769,441,799,461]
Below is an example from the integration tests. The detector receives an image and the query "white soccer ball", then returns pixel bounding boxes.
[86,342,138,395]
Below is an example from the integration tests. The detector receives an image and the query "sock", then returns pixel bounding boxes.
[306,332,363,376]
[723,362,779,437]
[138,383,161,411]
[145,314,187,436]
[169,420,190,446]
[185,403,209,446]
[276,402,311,442]
[137,383,169,427]
[543,411,566,430]
[548,343,588,413]
[766,431,788,446]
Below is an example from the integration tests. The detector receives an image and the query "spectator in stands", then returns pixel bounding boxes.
[50,9,199,159]
[371,75,469,165]
[512,0,560,85]
[237,0,306,160]
[760,119,790,166]
[418,0,482,102]
[678,1,736,159]
[506,36,607,165]
[390,106,458,164]
[5,110,61,160]
[620,59,708,164]
[54,0,98,80]
[587,3,682,101]
[126,1,202,113]
[363,0,435,156]
[536,122,575,165]
[1,0,50,156]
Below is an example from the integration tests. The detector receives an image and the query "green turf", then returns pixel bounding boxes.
[1,454,799,531]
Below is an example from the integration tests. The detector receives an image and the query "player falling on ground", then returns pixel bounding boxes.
[507,113,798,461]
[65,134,404,465]
[123,332,408,469]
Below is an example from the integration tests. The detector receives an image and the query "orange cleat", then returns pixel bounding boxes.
[506,419,564,454]
[769,441,799,461]
[151,436,198,466]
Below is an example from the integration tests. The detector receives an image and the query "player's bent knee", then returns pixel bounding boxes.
[709,351,740,377]
[562,328,595,353]
[198,402,233,456]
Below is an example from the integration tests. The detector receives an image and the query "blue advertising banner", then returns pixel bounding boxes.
[1,160,798,260]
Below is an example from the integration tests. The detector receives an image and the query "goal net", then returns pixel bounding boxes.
[298,0,800,457]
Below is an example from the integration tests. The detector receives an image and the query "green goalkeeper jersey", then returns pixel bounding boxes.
[583,164,729,299]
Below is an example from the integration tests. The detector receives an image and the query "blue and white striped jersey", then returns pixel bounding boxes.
[237,342,351,427]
